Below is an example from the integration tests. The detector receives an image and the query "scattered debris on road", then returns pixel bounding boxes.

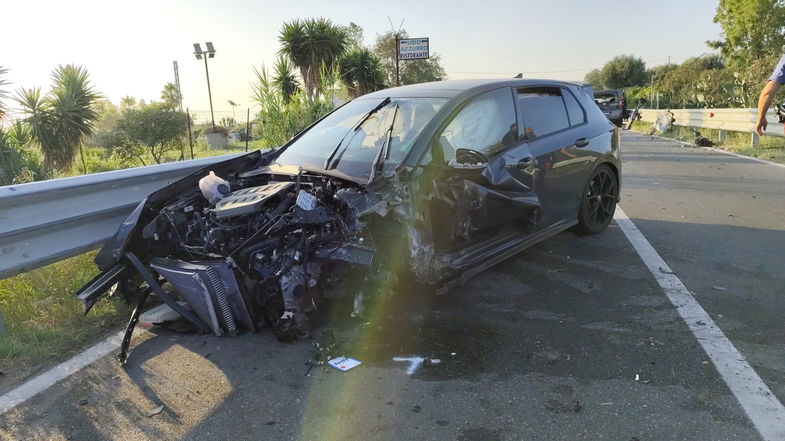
[327,356,361,372]
[393,356,441,375]
[712,285,728,291]
[146,405,165,417]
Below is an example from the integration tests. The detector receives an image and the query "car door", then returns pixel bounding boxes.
[515,85,596,225]
[426,87,542,252]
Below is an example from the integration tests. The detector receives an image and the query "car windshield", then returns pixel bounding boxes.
[275,97,448,181]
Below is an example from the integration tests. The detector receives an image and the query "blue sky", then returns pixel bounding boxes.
[2,0,722,116]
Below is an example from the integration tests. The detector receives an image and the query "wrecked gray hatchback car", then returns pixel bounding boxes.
[76,79,621,362]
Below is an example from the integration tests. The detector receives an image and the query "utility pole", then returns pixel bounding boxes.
[650,74,655,107]
[245,108,250,152]
[388,17,404,87]
[395,33,400,87]
[173,61,183,112]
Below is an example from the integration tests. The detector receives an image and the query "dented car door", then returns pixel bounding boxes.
[516,85,599,225]
[426,87,541,252]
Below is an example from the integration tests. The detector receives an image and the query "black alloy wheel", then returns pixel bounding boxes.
[576,165,618,235]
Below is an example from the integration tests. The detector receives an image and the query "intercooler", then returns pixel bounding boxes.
[150,258,255,336]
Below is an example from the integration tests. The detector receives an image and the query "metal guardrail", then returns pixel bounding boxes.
[638,108,783,145]
[0,154,243,280]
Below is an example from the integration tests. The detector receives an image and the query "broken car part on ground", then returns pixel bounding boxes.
[75,79,621,363]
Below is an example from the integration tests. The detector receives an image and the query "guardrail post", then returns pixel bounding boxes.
[751,132,760,147]
[718,129,724,143]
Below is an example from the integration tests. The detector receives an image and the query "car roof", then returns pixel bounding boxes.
[362,78,592,99]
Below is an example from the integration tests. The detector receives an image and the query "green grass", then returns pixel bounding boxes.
[0,139,270,370]
[630,120,785,164]
[0,252,131,370]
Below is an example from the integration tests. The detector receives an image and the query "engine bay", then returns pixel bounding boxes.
[136,168,376,341]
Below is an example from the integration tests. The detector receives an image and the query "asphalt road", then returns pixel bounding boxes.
[1,131,783,441]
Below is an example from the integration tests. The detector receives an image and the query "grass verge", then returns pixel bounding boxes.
[0,140,270,382]
[0,252,131,374]
[630,120,785,164]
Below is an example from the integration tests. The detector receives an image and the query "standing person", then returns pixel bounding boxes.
[755,54,785,135]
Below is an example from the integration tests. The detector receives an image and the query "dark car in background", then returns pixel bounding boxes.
[594,89,626,126]
[77,79,621,361]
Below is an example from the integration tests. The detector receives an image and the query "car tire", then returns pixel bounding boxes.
[612,118,623,127]
[576,164,618,235]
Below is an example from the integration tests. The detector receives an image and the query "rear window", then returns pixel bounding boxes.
[562,89,586,126]
[594,93,618,106]
[517,87,570,138]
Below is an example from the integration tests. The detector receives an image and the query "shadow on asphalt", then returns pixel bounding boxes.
[0,223,771,440]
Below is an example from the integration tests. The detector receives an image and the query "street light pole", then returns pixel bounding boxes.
[203,56,215,130]
[193,42,217,130]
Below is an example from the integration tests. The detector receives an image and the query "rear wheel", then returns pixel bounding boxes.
[576,164,618,235]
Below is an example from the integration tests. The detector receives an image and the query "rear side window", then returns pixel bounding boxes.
[439,88,518,159]
[562,89,586,126]
[517,87,570,138]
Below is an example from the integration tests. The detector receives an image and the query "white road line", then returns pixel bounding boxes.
[614,206,785,441]
[0,330,124,415]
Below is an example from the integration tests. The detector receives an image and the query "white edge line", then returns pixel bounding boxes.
[632,131,785,169]
[0,330,124,415]
[614,206,785,441]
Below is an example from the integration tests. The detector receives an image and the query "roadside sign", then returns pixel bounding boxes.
[398,38,429,60]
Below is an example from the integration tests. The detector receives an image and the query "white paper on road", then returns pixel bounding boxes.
[327,356,361,372]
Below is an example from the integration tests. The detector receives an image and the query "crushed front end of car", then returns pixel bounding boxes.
[76,150,408,363]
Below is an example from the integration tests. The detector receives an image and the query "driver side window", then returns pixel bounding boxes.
[437,88,518,163]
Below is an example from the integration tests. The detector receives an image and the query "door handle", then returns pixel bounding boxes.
[575,138,590,148]
[517,157,535,170]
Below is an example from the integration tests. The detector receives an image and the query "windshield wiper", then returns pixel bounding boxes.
[324,97,391,170]
[368,103,399,183]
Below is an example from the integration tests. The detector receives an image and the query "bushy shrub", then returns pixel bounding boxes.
[251,65,335,148]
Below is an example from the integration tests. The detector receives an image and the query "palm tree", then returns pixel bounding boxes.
[278,18,348,102]
[0,66,9,121]
[272,55,300,103]
[339,48,386,98]
[16,65,100,172]
[120,96,137,111]
[161,82,182,110]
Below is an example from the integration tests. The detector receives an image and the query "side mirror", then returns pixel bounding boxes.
[450,148,489,169]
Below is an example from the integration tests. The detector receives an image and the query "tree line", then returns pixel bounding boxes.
[585,0,785,109]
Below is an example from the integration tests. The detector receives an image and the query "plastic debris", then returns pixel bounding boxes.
[147,405,165,417]
[139,302,189,328]
[393,356,441,375]
[327,356,361,372]
[712,285,728,291]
